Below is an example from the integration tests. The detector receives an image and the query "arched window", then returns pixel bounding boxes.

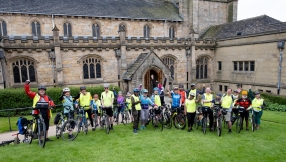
[143,25,150,38]
[92,24,100,37]
[83,57,102,79]
[162,57,175,79]
[0,20,7,36]
[31,21,41,36]
[169,26,175,39]
[196,57,209,79]
[12,59,36,83]
[63,22,72,37]
[119,24,126,32]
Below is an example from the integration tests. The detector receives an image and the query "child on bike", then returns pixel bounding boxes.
[115,91,125,123]
[90,94,101,128]
[59,87,76,139]
[125,92,133,122]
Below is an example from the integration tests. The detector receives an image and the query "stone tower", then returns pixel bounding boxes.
[176,0,238,34]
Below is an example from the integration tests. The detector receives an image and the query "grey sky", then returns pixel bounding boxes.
[237,0,286,22]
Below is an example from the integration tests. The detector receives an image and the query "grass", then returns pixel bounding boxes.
[1,111,286,162]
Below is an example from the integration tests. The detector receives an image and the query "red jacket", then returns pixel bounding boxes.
[24,84,55,118]
[235,98,251,109]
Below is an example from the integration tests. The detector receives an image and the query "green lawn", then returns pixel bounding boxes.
[1,111,286,162]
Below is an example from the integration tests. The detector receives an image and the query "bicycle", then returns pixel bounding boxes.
[76,107,89,135]
[149,106,164,131]
[213,105,223,137]
[161,104,172,129]
[195,108,203,130]
[235,107,246,133]
[92,108,99,130]
[249,108,257,132]
[122,102,131,125]
[22,120,33,145]
[99,106,111,134]
[171,107,186,130]
[200,106,211,134]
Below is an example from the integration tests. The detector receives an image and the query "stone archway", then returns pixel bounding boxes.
[143,66,163,94]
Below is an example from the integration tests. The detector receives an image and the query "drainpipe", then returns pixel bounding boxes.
[52,14,55,28]
[277,41,284,95]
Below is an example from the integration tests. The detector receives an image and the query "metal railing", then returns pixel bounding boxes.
[0,104,63,132]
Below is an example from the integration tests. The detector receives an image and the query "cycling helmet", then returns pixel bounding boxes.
[118,91,122,94]
[63,87,70,92]
[191,83,196,87]
[189,93,195,96]
[142,89,148,93]
[153,87,159,91]
[174,87,178,90]
[80,86,86,90]
[254,91,260,95]
[133,88,140,92]
[234,90,239,93]
[103,83,110,88]
[216,94,222,97]
[179,84,184,88]
[38,85,46,90]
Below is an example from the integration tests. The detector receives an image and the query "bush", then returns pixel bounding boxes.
[260,93,286,105]
[0,85,119,117]
[264,101,286,112]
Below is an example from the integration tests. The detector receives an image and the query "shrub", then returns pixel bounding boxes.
[264,101,286,112]
[260,93,286,105]
[0,85,119,117]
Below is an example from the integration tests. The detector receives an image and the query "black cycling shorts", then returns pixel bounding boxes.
[106,108,113,117]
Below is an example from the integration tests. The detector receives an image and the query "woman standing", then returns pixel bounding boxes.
[247,92,265,130]
[184,93,199,132]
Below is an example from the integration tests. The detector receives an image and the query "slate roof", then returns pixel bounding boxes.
[0,0,182,21]
[123,53,149,80]
[200,15,286,39]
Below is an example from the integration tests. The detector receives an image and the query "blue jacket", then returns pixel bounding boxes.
[140,94,155,109]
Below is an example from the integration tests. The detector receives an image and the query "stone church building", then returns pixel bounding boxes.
[0,0,285,95]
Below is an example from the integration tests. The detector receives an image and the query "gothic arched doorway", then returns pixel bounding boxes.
[144,67,163,95]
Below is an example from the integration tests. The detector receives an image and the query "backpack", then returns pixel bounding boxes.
[54,113,61,124]
[16,117,28,135]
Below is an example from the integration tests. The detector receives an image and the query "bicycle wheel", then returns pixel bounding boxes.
[105,116,110,134]
[174,114,186,130]
[122,112,128,125]
[251,115,255,132]
[217,117,222,137]
[23,121,33,144]
[236,117,242,133]
[202,117,207,134]
[164,113,172,129]
[223,116,226,128]
[56,118,65,139]
[151,115,157,129]
[37,119,46,148]
[84,118,88,135]
[61,119,79,141]
[157,114,164,131]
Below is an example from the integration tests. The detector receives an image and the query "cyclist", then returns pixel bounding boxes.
[188,83,205,99]
[24,80,55,141]
[131,88,142,134]
[125,92,133,122]
[201,87,214,131]
[184,93,199,132]
[90,94,101,128]
[140,88,157,130]
[178,84,187,111]
[234,90,251,131]
[115,91,125,123]
[247,92,265,130]
[221,88,234,133]
[151,87,162,113]
[167,87,182,111]
[75,86,94,130]
[59,87,77,138]
[212,94,222,107]
[151,74,167,105]
[101,83,114,130]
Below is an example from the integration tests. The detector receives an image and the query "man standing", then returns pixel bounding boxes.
[188,83,205,100]
[201,87,214,131]
[131,88,141,134]
[221,88,234,133]
[101,83,114,130]
[24,80,55,141]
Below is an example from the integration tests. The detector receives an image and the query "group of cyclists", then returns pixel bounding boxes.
[24,75,265,139]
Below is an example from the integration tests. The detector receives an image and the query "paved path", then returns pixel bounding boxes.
[0,97,173,142]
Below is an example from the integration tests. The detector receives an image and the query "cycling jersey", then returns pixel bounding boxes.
[61,96,75,113]
[140,94,154,109]
[101,91,114,107]
[171,92,181,108]
[178,90,186,104]
[90,99,101,111]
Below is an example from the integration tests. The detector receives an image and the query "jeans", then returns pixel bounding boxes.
[140,109,149,124]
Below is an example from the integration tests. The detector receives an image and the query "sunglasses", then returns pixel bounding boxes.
[104,87,109,89]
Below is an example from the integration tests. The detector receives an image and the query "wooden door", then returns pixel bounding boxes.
[144,70,151,94]
[158,70,162,84]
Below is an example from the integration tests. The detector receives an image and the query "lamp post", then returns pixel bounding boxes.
[277,41,284,95]
[186,48,191,89]
[49,51,56,87]
[0,49,6,88]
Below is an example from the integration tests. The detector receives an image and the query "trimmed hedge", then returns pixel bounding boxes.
[0,86,119,117]
[261,93,286,105]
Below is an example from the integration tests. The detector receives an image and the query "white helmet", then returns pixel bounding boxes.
[63,87,70,92]
[103,83,110,88]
